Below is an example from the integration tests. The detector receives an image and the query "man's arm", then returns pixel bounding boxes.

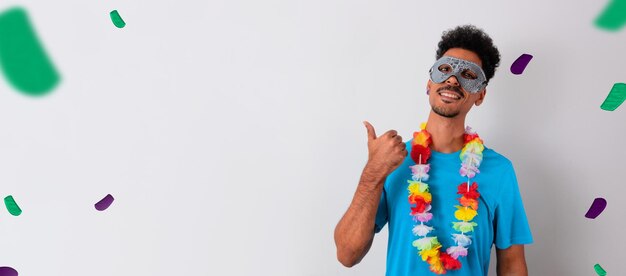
[333,163,386,267]
[333,121,406,267]
[496,245,528,276]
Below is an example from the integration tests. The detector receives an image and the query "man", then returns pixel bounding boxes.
[334,25,533,275]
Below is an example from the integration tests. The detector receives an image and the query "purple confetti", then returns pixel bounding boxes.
[585,197,607,219]
[0,267,18,276]
[95,194,115,211]
[510,54,533,75]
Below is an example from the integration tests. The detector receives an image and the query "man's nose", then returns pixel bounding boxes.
[445,75,460,86]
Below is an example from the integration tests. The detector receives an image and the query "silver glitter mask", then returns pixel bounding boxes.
[429,56,487,94]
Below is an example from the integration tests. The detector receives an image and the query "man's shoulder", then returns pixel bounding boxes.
[482,147,514,170]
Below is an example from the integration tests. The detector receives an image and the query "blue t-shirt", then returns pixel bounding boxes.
[374,140,533,276]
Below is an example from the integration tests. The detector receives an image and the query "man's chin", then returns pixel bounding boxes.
[432,106,460,118]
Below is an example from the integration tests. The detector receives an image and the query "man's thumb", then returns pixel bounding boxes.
[363,121,376,140]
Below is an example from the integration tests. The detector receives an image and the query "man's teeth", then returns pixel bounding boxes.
[441,92,460,99]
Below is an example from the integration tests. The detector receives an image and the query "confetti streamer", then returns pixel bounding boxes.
[4,195,22,216]
[600,83,626,111]
[585,198,607,219]
[0,7,60,96]
[0,267,18,276]
[595,0,626,31]
[109,10,126,28]
[510,54,533,75]
[95,194,115,211]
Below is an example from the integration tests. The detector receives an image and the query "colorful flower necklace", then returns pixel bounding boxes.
[407,123,484,274]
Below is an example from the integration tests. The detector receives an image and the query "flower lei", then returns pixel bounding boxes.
[407,123,484,274]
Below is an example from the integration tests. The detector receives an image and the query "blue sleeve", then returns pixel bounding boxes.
[374,187,388,233]
[494,163,533,249]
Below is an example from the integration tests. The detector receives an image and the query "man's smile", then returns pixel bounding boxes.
[437,88,464,103]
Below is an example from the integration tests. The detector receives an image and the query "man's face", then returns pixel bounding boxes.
[427,48,487,118]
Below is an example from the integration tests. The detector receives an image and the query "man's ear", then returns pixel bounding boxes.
[475,89,487,106]
[426,80,432,93]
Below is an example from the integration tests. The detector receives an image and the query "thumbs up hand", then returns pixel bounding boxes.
[363,121,407,175]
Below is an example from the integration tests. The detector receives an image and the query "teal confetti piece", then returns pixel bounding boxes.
[601,83,626,111]
[594,263,607,276]
[0,7,60,96]
[110,10,126,28]
[4,195,22,216]
[595,0,626,31]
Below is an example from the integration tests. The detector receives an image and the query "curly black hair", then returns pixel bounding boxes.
[436,25,500,83]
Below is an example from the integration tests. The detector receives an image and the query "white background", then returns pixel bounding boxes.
[0,0,625,275]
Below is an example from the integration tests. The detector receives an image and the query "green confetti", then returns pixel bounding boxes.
[594,263,607,276]
[595,0,626,31]
[601,83,626,111]
[4,195,22,216]
[110,10,126,28]
[0,7,60,96]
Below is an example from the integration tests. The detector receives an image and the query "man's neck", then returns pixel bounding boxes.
[425,111,466,153]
